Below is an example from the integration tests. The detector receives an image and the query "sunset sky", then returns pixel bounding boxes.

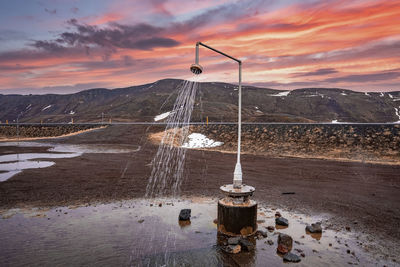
[0,0,399,94]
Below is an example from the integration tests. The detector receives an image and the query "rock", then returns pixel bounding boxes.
[213,218,218,224]
[266,226,275,232]
[277,244,289,254]
[222,244,241,254]
[306,222,322,233]
[300,253,305,257]
[275,211,282,217]
[239,238,255,252]
[138,219,144,223]
[179,209,191,221]
[256,230,268,238]
[158,203,162,207]
[267,239,274,245]
[283,252,301,263]
[276,217,289,226]
[227,236,240,245]
[345,226,351,231]
[277,233,293,253]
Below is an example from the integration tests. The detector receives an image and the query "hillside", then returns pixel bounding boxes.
[0,79,399,123]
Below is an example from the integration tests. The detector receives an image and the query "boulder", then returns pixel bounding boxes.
[306,222,322,233]
[255,230,268,239]
[277,244,289,254]
[283,252,301,262]
[179,209,191,221]
[266,226,275,232]
[276,217,289,226]
[277,233,293,253]
[239,238,255,252]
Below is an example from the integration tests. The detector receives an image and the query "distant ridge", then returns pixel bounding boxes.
[1,79,399,123]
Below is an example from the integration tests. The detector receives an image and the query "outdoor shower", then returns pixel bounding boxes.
[191,42,257,236]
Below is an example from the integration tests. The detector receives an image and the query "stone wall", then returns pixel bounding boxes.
[192,124,400,164]
[0,125,99,139]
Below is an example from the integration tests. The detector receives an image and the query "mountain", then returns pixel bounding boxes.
[1,79,399,123]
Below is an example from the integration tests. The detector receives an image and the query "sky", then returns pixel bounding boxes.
[0,0,399,94]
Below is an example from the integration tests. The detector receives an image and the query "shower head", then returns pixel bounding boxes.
[190,63,203,75]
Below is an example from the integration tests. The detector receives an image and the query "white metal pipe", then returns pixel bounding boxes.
[192,42,243,188]
[233,62,242,188]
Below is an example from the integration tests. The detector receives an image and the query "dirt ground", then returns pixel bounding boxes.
[0,125,399,262]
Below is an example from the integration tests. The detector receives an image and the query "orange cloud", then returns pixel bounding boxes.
[0,0,399,92]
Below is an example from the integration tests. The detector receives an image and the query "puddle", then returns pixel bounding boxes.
[0,153,81,162]
[0,198,390,266]
[0,142,140,182]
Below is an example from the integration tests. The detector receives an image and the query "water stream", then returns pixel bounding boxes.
[146,79,200,197]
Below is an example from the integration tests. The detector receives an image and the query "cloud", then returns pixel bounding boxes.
[31,19,180,56]
[31,40,66,52]
[292,68,338,77]
[324,72,400,83]
[132,37,179,50]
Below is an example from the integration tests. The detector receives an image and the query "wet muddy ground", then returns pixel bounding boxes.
[0,125,399,265]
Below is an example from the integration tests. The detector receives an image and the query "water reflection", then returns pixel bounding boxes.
[0,197,387,266]
[306,230,322,240]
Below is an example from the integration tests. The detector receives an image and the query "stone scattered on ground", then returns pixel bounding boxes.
[239,238,255,252]
[222,244,241,254]
[267,239,274,245]
[306,222,322,233]
[138,219,144,223]
[255,230,268,239]
[275,211,281,217]
[283,252,301,263]
[277,233,293,254]
[178,209,191,221]
[276,217,289,226]
[266,226,275,232]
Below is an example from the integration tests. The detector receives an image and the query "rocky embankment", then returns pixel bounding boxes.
[0,125,100,140]
[191,124,400,164]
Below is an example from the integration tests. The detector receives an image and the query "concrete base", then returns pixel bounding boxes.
[217,197,257,236]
